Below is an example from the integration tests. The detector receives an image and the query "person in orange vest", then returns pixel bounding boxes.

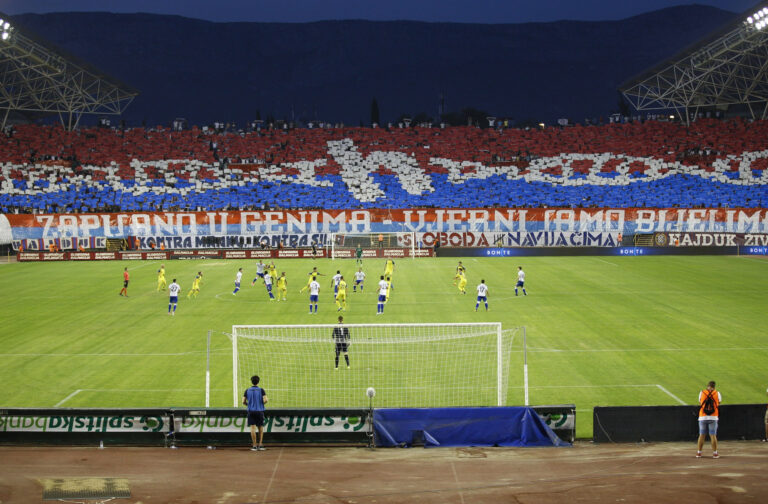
[697,380,721,459]
[377,233,384,248]
[119,267,130,297]
[49,242,55,252]
[160,242,166,251]
[763,388,768,443]
[79,244,85,252]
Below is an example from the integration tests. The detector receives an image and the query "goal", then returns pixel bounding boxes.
[230,323,522,408]
[330,232,416,259]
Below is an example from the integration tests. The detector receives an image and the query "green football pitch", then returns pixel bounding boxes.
[0,255,766,438]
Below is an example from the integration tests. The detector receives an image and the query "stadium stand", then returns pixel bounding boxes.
[0,118,766,213]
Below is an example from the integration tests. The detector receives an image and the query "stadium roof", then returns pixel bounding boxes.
[621,1,768,123]
[0,12,138,130]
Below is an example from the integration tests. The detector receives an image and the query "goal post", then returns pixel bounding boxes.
[230,323,523,409]
[330,232,416,259]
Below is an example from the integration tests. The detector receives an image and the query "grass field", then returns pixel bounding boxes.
[1,255,766,438]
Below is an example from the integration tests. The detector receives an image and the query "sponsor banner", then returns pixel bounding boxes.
[438,246,741,257]
[0,415,167,433]
[93,252,117,260]
[332,249,355,258]
[276,249,300,258]
[144,252,169,260]
[743,246,768,255]
[69,252,93,261]
[120,252,145,260]
[17,252,43,261]
[177,413,368,434]
[534,405,576,443]
[5,209,768,248]
[42,252,66,261]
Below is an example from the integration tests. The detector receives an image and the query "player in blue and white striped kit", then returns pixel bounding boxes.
[515,266,527,296]
[475,280,488,312]
[264,271,275,300]
[376,275,388,315]
[252,261,266,286]
[233,268,243,295]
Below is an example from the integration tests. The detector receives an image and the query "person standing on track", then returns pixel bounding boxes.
[243,375,268,451]
[764,388,768,443]
[697,380,721,459]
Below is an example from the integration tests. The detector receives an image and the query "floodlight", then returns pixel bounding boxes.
[748,16,754,23]
[1,32,8,41]
[3,22,8,30]
[763,7,768,14]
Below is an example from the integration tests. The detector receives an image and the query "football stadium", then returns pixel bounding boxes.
[1,2,768,502]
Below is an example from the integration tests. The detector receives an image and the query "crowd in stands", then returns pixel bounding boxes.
[0,118,766,213]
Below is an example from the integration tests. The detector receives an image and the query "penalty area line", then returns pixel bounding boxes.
[55,389,83,407]
[593,258,618,266]
[656,384,686,405]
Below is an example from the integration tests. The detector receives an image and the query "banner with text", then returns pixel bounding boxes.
[4,208,767,250]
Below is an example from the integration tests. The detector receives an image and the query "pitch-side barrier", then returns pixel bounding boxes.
[0,406,574,446]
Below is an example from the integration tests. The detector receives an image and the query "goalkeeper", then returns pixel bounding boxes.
[332,315,351,370]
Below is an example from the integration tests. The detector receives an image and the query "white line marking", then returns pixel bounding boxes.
[55,389,82,407]
[593,258,618,266]
[656,384,686,405]
[737,256,768,263]
[0,351,211,357]
[262,446,283,504]
[511,384,661,389]
[450,461,466,504]
[525,346,768,353]
[127,261,158,271]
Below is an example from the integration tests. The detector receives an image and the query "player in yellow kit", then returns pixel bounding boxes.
[268,261,277,282]
[300,267,324,293]
[457,271,467,295]
[335,276,348,311]
[187,271,203,298]
[384,258,395,279]
[157,264,167,291]
[453,261,466,285]
[276,272,288,301]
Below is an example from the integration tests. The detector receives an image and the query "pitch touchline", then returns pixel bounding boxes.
[0,351,213,357]
[54,388,230,407]
[524,346,768,353]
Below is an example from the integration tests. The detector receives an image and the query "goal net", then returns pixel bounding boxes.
[231,323,520,408]
[330,232,416,259]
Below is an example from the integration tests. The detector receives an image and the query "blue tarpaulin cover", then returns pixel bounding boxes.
[374,407,570,448]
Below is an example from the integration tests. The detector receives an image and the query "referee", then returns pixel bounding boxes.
[333,316,351,370]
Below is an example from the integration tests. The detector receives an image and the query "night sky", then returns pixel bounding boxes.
[0,0,758,23]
